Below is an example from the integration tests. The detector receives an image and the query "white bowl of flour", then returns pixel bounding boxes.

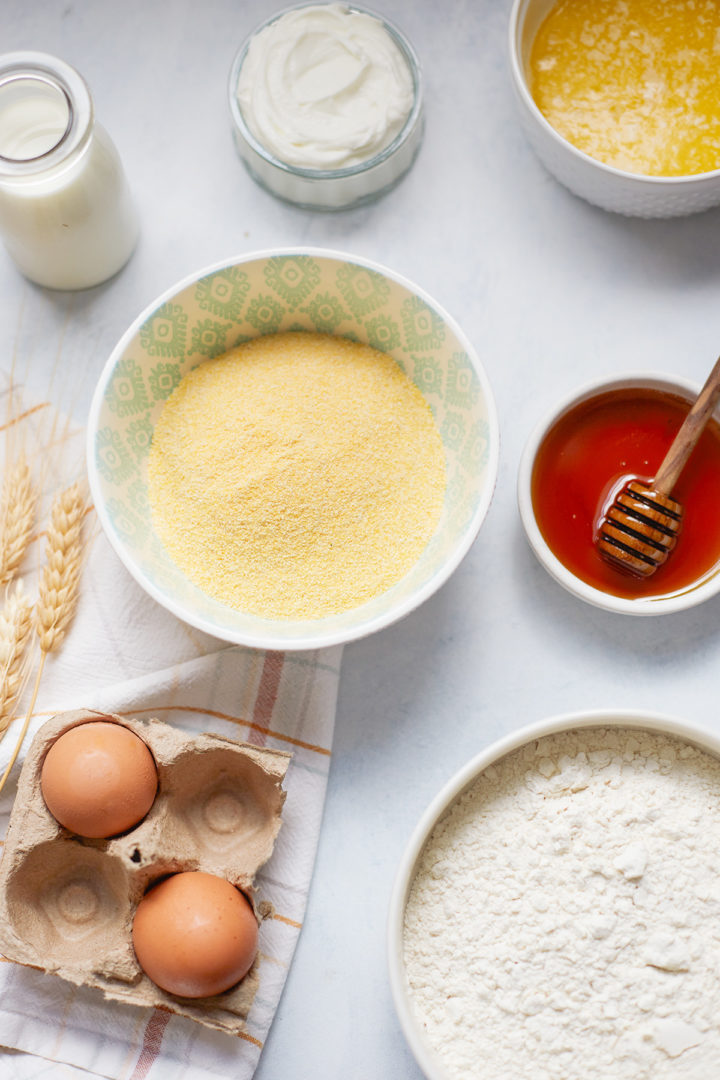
[389,710,720,1080]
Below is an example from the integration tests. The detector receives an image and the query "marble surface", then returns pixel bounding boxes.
[3,1,720,1078]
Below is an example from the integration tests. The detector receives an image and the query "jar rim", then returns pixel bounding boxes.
[0,51,94,179]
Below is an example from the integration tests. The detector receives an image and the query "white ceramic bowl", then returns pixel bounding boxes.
[227,4,424,210]
[86,248,499,651]
[517,372,720,616]
[508,0,720,218]
[388,707,720,1080]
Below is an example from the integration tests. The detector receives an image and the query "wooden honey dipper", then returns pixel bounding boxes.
[596,356,720,578]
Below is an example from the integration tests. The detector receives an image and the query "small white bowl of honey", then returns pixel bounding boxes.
[509,0,720,217]
[517,372,720,615]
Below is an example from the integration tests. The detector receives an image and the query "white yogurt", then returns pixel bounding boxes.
[229,4,423,209]
[0,53,138,290]
[237,3,414,169]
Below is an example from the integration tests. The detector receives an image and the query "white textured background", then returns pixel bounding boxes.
[2,1,720,1077]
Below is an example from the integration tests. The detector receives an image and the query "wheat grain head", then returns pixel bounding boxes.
[0,581,33,736]
[36,481,85,654]
[0,454,37,586]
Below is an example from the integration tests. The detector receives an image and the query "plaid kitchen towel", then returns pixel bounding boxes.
[0,381,343,1079]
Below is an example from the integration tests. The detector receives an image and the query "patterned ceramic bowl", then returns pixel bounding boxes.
[87,249,499,651]
[509,0,720,217]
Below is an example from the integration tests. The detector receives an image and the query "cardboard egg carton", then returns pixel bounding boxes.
[0,708,291,1035]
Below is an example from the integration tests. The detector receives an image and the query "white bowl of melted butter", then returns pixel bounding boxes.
[228,3,424,210]
[509,0,720,217]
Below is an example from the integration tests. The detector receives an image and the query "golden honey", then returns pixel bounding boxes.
[529,0,720,177]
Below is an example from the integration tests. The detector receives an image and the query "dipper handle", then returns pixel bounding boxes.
[654,355,720,495]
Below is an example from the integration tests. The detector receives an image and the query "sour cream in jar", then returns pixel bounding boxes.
[229,3,423,209]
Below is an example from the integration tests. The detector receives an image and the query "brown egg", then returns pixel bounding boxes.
[132,871,259,998]
[40,720,157,838]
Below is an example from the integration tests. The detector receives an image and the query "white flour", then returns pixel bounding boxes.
[403,727,720,1079]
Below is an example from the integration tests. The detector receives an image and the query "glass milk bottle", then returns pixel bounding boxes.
[0,52,139,290]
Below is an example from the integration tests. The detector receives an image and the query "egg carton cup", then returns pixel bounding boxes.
[0,709,291,1035]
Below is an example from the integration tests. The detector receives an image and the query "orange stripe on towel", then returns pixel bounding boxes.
[247,652,284,748]
[237,1029,264,1048]
[129,1008,171,1079]
[271,912,302,930]
[118,705,333,757]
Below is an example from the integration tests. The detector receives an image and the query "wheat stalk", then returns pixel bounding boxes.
[0,482,86,794]
[0,582,33,737]
[35,481,85,654]
[0,454,36,587]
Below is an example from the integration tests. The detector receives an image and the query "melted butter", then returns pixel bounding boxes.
[529,0,720,177]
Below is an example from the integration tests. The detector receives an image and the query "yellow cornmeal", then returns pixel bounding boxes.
[530,0,720,177]
[148,332,446,620]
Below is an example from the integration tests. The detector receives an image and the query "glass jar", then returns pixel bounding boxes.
[0,51,139,290]
[228,4,424,211]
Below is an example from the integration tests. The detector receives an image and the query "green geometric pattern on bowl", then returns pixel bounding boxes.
[91,253,495,643]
